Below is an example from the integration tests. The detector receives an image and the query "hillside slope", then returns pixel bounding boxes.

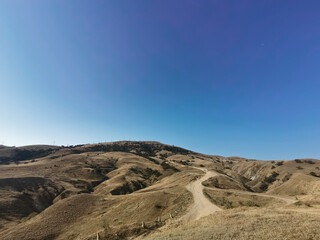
[0,141,319,240]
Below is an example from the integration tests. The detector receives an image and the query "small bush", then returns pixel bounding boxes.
[305,160,315,164]
[199,164,205,167]
[239,201,260,207]
[260,182,269,191]
[276,161,284,166]
[129,167,141,174]
[309,172,319,177]
[295,159,303,163]
[264,171,279,183]
[143,168,162,179]
[161,161,178,171]
[159,154,167,160]
[179,160,190,166]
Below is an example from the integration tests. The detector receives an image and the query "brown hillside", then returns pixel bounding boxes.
[0,141,319,240]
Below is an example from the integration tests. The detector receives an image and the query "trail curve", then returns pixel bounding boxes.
[180,168,221,222]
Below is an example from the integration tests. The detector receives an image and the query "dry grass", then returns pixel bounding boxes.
[0,142,319,240]
[139,207,320,240]
[203,188,284,208]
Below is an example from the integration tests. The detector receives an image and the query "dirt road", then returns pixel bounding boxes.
[179,167,296,223]
[180,168,221,222]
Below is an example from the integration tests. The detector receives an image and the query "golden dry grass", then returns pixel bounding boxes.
[0,142,319,240]
[203,188,284,208]
[138,207,320,240]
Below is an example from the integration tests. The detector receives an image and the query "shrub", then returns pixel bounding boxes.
[276,161,284,166]
[239,201,260,207]
[199,164,205,167]
[129,167,141,174]
[143,168,162,179]
[179,160,189,166]
[264,171,279,183]
[295,159,303,163]
[310,172,319,177]
[90,164,102,174]
[161,161,178,171]
[155,204,163,209]
[260,182,269,191]
[305,160,315,164]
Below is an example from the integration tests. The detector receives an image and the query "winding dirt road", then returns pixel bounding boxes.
[180,168,221,222]
[179,167,296,223]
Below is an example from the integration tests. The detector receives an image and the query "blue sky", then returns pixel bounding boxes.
[0,1,319,160]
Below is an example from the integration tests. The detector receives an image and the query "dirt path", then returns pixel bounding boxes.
[179,167,296,222]
[179,168,221,222]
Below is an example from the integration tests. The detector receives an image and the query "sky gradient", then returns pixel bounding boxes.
[0,1,319,160]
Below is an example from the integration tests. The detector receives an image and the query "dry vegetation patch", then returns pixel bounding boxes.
[139,208,320,240]
[203,188,284,209]
[202,175,247,191]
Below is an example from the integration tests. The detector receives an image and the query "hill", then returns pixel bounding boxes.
[0,141,319,240]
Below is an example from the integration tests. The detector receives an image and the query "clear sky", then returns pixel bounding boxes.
[0,1,319,160]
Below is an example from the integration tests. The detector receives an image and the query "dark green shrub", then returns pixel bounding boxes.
[260,182,269,191]
[161,161,178,171]
[305,160,315,164]
[143,168,162,179]
[310,172,319,177]
[264,171,279,183]
[276,161,284,166]
[179,161,189,166]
